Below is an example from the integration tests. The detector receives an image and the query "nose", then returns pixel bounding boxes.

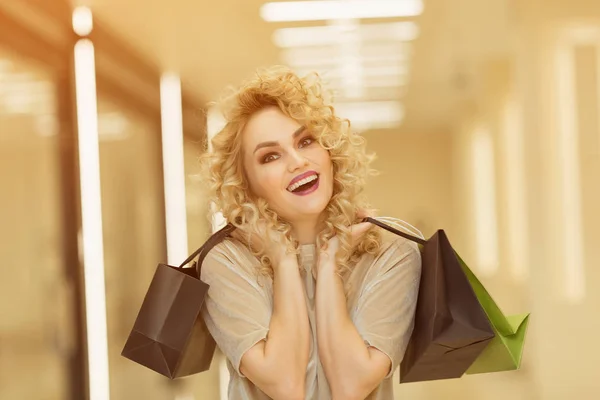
[287,149,308,173]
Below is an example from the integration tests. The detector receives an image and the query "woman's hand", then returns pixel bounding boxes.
[318,209,375,269]
[232,220,291,267]
[232,220,310,400]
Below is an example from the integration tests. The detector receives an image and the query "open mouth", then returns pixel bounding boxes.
[287,174,319,195]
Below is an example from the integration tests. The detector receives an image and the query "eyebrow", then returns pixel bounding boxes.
[253,126,307,154]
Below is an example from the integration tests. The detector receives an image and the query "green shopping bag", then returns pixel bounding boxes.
[457,255,530,374]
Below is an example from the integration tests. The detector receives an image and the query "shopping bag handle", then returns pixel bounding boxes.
[178,217,426,270]
[362,217,428,246]
[178,223,236,268]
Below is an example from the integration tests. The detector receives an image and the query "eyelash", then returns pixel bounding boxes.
[261,136,315,164]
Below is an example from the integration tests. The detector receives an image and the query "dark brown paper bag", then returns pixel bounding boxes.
[121,224,235,379]
[364,218,495,383]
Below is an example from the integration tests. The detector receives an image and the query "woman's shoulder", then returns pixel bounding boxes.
[199,236,260,279]
[353,231,421,277]
[206,235,249,259]
[377,231,421,259]
[345,232,421,300]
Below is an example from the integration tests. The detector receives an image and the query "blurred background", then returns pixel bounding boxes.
[1,0,599,399]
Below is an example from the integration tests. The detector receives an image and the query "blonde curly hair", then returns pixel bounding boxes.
[200,65,382,277]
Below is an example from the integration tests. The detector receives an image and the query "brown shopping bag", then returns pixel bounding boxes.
[121,223,235,379]
[364,217,496,383]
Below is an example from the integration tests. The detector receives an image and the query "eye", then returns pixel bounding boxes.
[261,153,279,163]
[299,136,315,148]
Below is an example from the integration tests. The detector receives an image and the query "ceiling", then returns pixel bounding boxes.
[90,0,512,134]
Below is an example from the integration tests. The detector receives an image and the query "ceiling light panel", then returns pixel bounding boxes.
[273,22,419,48]
[261,0,424,22]
[280,43,412,66]
[294,64,409,79]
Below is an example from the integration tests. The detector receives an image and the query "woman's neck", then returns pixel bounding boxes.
[291,216,325,245]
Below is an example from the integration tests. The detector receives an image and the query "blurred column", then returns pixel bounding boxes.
[511,2,563,398]
[479,59,529,284]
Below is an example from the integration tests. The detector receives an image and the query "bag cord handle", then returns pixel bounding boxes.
[178,217,426,271]
[362,217,428,246]
[178,223,236,268]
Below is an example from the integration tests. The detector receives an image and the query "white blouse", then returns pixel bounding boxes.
[200,233,422,399]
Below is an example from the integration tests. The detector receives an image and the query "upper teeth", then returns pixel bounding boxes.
[288,174,318,192]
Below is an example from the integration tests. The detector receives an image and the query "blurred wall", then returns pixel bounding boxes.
[366,129,454,239]
[0,51,70,399]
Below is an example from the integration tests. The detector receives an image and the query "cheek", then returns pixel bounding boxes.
[316,149,332,171]
[249,166,283,197]
[307,146,329,163]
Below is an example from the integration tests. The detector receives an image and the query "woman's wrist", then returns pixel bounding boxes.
[273,251,299,271]
[317,256,337,274]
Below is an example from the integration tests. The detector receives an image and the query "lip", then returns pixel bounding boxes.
[288,170,319,188]
[292,178,319,196]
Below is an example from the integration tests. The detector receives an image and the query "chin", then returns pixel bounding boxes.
[298,194,331,216]
[274,199,325,223]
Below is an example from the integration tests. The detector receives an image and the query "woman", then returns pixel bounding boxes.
[199,66,421,400]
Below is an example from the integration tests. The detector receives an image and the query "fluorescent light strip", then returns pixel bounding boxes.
[556,41,585,302]
[74,38,110,400]
[207,107,227,152]
[160,73,189,264]
[206,107,230,400]
[331,87,408,101]
[294,65,409,79]
[325,75,409,89]
[260,0,424,22]
[273,21,419,48]
[472,124,499,276]
[281,43,411,67]
[283,53,409,69]
[72,6,93,36]
[291,63,410,86]
[206,108,229,232]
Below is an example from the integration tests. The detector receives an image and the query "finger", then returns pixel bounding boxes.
[350,221,372,240]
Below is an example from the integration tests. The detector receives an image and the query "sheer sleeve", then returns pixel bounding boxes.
[352,238,422,379]
[200,241,272,377]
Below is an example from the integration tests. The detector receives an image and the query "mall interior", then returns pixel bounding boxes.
[1,0,599,399]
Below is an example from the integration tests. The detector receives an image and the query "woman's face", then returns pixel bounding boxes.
[241,106,333,223]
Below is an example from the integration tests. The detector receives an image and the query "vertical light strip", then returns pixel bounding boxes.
[472,124,500,275]
[206,107,227,153]
[556,41,585,302]
[501,96,529,281]
[206,107,229,400]
[207,107,228,233]
[74,38,110,400]
[160,73,189,264]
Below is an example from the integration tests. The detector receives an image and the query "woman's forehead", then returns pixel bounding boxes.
[243,107,302,144]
